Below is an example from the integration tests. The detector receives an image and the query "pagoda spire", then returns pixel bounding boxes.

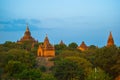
[107,32,114,47]
[17,24,37,44]
[59,40,65,45]
[44,34,50,45]
[26,23,29,32]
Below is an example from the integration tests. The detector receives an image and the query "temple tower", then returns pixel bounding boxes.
[17,24,37,44]
[37,35,55,57]
[59,40,65,45]
[107,32,114,47]
[78,41,88,51]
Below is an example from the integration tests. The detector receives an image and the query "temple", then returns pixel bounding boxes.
[17,24,38,44]
[107,32,114,47]
[59,40,65,45]
[78,41,88,51]
[37,35,55,57]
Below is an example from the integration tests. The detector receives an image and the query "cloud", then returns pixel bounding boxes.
[0,19,45,31]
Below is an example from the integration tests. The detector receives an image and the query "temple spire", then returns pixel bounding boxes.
[26,23,29,32]
[59,40,65,45]
[17,24,37,44]
[44,34,50,45]
[107,32,114,47]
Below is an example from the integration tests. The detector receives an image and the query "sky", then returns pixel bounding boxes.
[0,0,120,47]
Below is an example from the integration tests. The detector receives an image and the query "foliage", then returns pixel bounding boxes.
[53,57,92,80]
[55,44,67,50]
[94,46,120,78]
[0,48,36,79]
[19,69,42,80]
[55,44,67,55]
[41,73,56,80]
[39,66,46,72]
[85,68,112,80]
[68,42,78,49]
[0,41,120,79]
[5,60,26,79]
[56,50,81,59]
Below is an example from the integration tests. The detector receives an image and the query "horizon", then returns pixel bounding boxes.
[0,0,120,47]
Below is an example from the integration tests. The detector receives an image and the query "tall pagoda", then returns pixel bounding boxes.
[17,24,37,44]
[107,32,114,47]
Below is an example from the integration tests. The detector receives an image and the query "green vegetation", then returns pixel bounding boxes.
[0,41,120,80]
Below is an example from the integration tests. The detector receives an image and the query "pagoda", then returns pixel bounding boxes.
[59,40,65,45]
[107,32,114,47]
[37,35,55,57]
[78,41,88,51]
[17,24,37,44]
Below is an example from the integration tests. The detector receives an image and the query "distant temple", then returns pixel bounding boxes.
[59,40,65,45]
[17,24,38,44]
[37,35,55,57]
[107,32,114,47]
[78,41,88,51]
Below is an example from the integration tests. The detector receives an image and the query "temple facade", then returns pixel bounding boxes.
[17,24,38,44]
[107,32,114,47]
[37,35,55,57]
[78,41,88,51]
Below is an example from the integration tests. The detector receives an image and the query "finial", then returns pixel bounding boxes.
[109,31,113,37]
[82,41,85,43]
[26,23,29,31]
[110,31,112,35]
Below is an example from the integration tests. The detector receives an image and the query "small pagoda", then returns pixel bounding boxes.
[37,35,55,57]
[78,41,88,51]
[59,40,66,45]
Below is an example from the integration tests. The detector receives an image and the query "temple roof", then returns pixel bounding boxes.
[44,34,50,45]
[107,32,114,47]
[59,40,65,45]
[79,41,88,48]
[41,34,54,50]
[78,41,88,51]
[17,24,37,43]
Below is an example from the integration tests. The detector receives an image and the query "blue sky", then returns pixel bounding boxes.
[0,0,120,47]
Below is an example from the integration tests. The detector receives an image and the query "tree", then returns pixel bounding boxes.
[6,49,36,68]
[41,73,56,80]
[0,68,3,79]
[55,44,67,50]
[53,57,92,80]
[94,46,120,78]
[19,69,42,80]
[55,44,67,55]
[88,45,97,49]
[5,60,26,79]
[85,68,112,80]
[68,42,78,49]
[56,50,81,58]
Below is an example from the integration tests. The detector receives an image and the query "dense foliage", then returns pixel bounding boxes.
[0,41,120,80]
